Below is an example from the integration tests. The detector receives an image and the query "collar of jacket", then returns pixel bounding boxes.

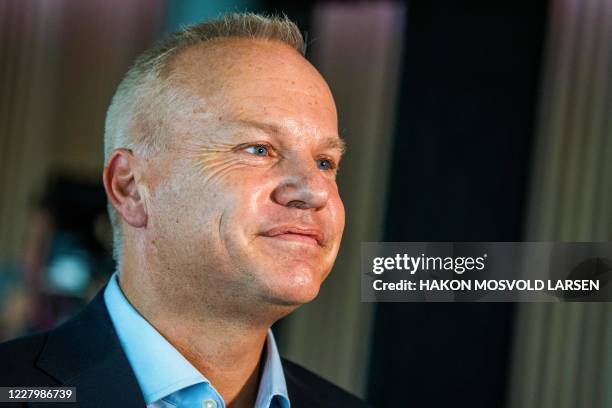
[36,288,147,407]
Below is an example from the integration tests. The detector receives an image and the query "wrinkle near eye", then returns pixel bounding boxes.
[196,157,245,184]
[179,138,269,185]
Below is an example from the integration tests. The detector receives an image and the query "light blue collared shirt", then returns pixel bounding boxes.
[104,273,290,408]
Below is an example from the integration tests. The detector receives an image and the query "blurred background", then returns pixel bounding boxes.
[1,0,612,407]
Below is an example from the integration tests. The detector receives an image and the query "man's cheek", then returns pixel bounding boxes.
[331,196,346,236]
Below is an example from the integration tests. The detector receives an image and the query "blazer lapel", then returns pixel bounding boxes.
[282,359,320,408]
[35,289,146,407]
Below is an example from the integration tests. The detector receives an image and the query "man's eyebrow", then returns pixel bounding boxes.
[322,136,346,155]
[232,119,346,154]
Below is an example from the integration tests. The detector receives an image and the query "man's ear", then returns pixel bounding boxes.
[103,149,147,228]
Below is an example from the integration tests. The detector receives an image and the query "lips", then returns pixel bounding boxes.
[261,225,325,247]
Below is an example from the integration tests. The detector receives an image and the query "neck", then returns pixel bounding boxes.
[158,315,268,408]
[118,267,273,407]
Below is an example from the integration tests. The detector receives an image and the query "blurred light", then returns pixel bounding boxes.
[48,253,91,295]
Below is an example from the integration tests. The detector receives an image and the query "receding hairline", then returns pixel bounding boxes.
[132,13,305,81]
[160,36,306,80]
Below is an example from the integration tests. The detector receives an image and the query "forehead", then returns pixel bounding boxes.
[167,37,326,90]
[163,38,339,142]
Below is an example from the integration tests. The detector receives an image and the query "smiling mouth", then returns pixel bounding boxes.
[261,226,324,247]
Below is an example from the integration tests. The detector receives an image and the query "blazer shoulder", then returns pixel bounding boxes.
[0,331,58,386]
[282,358,370,407]
[0,331,47,364]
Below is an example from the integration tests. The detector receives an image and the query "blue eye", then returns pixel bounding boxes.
[246,145,269,156]
[317,158,334,170]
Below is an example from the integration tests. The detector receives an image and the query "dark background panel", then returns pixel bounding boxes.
[367,1,549,407]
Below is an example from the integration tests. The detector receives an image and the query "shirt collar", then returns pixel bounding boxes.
[104,272,290,408]
[256,329,289,408]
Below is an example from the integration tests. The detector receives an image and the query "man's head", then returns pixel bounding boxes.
[103,13,345,319]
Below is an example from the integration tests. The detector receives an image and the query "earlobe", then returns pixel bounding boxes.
[103,149,148,228]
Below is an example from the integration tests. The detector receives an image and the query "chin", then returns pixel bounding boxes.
[258,264,326,306]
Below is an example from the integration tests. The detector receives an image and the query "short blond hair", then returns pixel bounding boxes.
[104,13,305,263]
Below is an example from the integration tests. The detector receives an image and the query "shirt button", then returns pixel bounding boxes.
[203,400,218,408]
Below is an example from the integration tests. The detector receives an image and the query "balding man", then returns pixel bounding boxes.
[0,13,367,408]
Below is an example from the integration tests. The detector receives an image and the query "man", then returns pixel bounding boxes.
[0,13,368,408]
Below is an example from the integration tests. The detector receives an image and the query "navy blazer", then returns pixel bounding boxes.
[0,289,368,407]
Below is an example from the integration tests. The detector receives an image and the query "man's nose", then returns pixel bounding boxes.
[271,163,330,210]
